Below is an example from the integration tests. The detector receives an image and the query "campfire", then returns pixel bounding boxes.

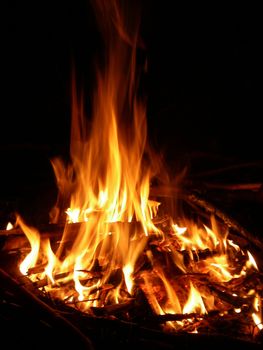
[1,1,262,348]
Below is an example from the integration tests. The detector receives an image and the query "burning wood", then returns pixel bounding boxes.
[1,212,262,342]
[0,0,262,347]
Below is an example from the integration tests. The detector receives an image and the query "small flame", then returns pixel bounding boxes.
[158,270,181,314]
[247,251,258,270]
[66,208,81,223]
[183,282,207,315]
[252,313,263,330]
[123,264,133,294]
[43,239,57,284]
[6,222,14,230]
[252,294,263,330]
[209,255,234,282]
[172,224,187,235]
[17,216,40,276]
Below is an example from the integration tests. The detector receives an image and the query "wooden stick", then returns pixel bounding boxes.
[192,161,263,178]
[203,182,262,191]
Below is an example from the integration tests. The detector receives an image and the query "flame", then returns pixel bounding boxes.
[36,0,156,306]
[252,294,263,330]
[172,219,220,252]
[183,282,207,315]
[252,313,263,331]
[17,216,40,276]
[43,239,58,284]
[66,208,81,223]
[158,270,181,314]
[123,264,133,294]
[247,250,258,270]
[6,222,14,230]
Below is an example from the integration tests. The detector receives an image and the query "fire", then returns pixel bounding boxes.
[247,250,258,270]
[123,264,134,294]
[183,282,207,315]
[252,294,263,331]
[6,222,13,230]
[43,239,57,284]
[10,0,262,340]
[17,216,40,276]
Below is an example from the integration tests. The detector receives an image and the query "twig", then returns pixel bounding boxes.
[203,182,262,191]
[192,161,263,178]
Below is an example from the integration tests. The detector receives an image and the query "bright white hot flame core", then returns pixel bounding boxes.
[183,282,207,315]
[6,222,13,230]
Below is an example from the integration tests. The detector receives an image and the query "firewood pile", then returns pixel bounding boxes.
[1,192,262,349]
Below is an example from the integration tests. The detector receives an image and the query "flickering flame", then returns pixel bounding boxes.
[158,270,181,314]
[17,216,40,276]
[123,264,133,294]
[43,239,57,284]
[252,313,263,331]
[172,219,220,251]
[172,224,187,235]
[247,250,258,270]
[6,222,13,230]
[183,282,207,315]
[252,294,263,330]
[66,208,81,223]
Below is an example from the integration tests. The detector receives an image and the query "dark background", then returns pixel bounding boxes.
[1,1,262,228]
